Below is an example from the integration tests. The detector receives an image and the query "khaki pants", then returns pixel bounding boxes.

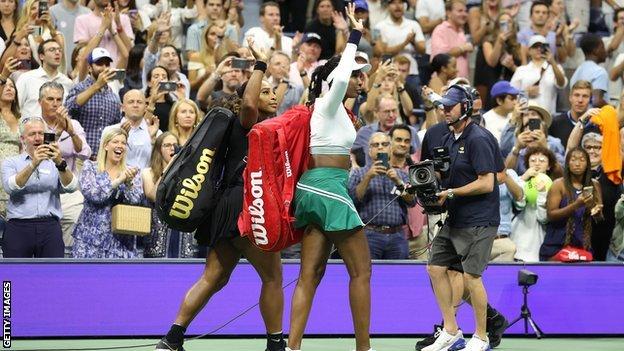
[490,236,516,262]
[408,230,429,260]
[60,191,84,257]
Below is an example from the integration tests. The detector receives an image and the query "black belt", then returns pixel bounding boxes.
[9,216,58,222]
[495,234,509,240]
[366,224,404,234]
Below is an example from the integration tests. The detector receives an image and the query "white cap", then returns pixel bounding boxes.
[326,56,371,83]
[88,47,113,64]
[528,35,548,47]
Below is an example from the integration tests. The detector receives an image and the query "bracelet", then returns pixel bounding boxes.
[373,83,381,89]
[424,105,434,112]
[397,86,406,93]
[299,70,307,77]
[512,147,520,156]
[254,61,267,73]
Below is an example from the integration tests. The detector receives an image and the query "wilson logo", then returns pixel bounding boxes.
[169,148,215,219]
[284,150,292,178]
[248,170,268,245]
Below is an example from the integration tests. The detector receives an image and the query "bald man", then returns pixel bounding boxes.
[103,89,161,169]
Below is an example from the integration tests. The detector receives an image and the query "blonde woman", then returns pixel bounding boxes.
[72,127,143,259]
[187,20,238,91]
[168,98,201,145]
[16,0,66,72]
[142,132,198,258]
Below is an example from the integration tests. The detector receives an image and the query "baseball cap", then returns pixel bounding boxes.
[355,51,370,64]
[354,0,369,11]
[490,80,520,98]
[88,47,113,64]
[439,86,469,107]
[528,35,548,48]
[326,55,372,83]
[302,32,322,45]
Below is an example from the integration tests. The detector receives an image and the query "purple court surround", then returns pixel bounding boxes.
[2,260,623,337]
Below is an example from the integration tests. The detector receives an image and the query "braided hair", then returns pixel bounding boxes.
[562,147,593,250]
[307,55,341,106]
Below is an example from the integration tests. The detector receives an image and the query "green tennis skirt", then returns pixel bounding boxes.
[294,167,364,232]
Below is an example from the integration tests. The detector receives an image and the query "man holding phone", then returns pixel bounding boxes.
[1,117,78,258]
[65,47,122,157]
[348,132,415,259]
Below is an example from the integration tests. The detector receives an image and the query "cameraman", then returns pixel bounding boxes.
[422,85,505,351]
[348,133,415,259]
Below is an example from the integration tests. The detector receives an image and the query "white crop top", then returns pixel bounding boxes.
[309,43,359,155]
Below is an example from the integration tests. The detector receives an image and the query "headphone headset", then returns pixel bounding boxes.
[446,84,474,125]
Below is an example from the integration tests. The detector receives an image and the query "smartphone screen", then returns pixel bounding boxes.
[17,59,31,70]
[528,118,541,131]
[38,1,48,17]
[158,81,177,92]
[231,58,250,69]
[113,69,126,81]
[377,152,389,168]
[43,132,56,145]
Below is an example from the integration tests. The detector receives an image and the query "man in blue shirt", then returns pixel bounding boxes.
[570,33,609,107]
[422,86,503,351]
[349,132,415,259]
[1,117,78,258]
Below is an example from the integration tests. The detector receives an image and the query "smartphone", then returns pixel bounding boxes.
[33,25,42,37]
[158,81,177,92]
[17,59,31,70]
[128,9,139,17]
[583,186,594,196]
[38,0,48,17]
[377,152,389,168]
[43,132,56,145]
[231,58,250,69]
[540,43,549,55]
[500,20,509,33]
[112,69,126,81]
[381,54,393,62]
[528,118,541,131]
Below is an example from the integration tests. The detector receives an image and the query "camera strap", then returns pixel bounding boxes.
[362,193,402,228]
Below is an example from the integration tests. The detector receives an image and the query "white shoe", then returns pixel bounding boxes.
[421,329,465,351]
[464,335,490,351]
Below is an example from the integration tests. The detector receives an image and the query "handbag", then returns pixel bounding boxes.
[111,204,152,236]
[553,245,594,262]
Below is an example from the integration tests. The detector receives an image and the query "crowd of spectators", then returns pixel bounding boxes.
[1,0,624,263]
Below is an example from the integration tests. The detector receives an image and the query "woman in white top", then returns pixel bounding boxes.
[510,35,567,115]
[511,146,558,262]
[288,4,374,351]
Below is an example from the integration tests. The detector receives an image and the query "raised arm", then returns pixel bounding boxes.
[316,3,363,116]
[240,38,268,129]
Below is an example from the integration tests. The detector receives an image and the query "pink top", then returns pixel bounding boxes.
[431,21,469,79]
[73,12,134,66]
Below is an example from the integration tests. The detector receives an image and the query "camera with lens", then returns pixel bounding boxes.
[407,147,451,214]
[518,269,538,287]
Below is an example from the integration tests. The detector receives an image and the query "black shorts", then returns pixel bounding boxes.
[428,225,497,276]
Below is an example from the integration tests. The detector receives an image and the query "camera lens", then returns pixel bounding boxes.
[415,168,431,183]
